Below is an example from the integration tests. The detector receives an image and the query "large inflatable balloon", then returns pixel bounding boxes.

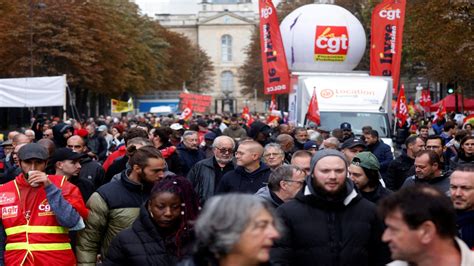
[280,4,366,72]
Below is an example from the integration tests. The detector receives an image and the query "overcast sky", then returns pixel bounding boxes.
[134,0,281,16]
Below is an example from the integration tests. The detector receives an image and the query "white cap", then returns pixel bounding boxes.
[170,123,183,130]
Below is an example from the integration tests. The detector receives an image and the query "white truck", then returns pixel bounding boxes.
[289,72,393,144]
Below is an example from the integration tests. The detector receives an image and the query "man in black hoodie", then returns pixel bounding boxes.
[216,140,271,194]
[52,123,74,148]
[271,149,390,266]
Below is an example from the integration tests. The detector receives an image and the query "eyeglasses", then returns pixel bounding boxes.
[284,179,305,185]
[264,153,283,158]
[215,147,233,154]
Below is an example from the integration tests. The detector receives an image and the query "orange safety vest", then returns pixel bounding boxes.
[0,174,80,266]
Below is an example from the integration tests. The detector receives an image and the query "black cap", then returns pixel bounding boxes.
[340,122,352,130]
[50,148,85,165]
[18,143,49,161]
[341,138,367,149]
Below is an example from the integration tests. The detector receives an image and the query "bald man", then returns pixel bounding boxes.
[276,134,295,163]
[67,135,105,189]
[216,140,271,194]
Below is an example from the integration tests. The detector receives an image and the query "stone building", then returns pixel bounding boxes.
[156,0,261,113]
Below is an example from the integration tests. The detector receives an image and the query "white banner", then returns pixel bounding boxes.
[0,75,67,107]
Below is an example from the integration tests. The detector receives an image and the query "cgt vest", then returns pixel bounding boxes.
[0,174,77,266]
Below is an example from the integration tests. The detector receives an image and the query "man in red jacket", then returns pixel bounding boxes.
[0,143,88,266]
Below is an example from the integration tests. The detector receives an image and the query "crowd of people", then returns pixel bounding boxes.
[0,111,472,266]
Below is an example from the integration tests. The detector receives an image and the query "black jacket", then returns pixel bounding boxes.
[105,155,128,183]
[104,205,180,266]
[385,152,415,191]
[79,156,105,189]
[270,178,390,266]
[186,157,234,204]
[216,164,271,194]
[52,123,73,148]
[359,184,392,204]
[86,133,108,162]
[367,140,393,178]
[457,210,474,249]
[176,143,205,177]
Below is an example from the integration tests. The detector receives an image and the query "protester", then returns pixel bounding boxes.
[320,136,339,150]
[293,127,309,150]
[364,129,393,178]
[76,146,167,264]
[340,122,354,141]
[177,131,205,176]
[290,150,312,176]
[248,121,272,146]
[216,140,270,194]
[262,143,285,171]
[151,127,181,175]
[0,143,88,265]
[180,194,280,266]
[449,164,474,248]
[379,185,474,266]
[402,150,450,194]
[271,149,390,266]
[52,123,74,148]
[85,123,108,162]
[340,137,367,163]
[349,151,392,203]
[105,176,200,266]
[255,165,305,207]
[222,117,247,141]
[386,135,425,190]
[187,136,235,204]
[303,140,318,155]
[426,135,450,172]
[450,136,474,169]
[275,134,295,163]
[66,135,105,189]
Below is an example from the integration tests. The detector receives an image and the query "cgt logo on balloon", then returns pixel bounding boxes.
[314,26,349,62]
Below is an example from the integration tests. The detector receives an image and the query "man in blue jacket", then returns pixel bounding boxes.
[364,129,393,179]
[216,140,271,194]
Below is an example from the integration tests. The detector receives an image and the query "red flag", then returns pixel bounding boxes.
[306,88,320,125]
[179,102,193,121]
[433,100,446,123]
[259,0,290,95]
[267,95,279,124]
[370,0,407,95]
[241,106,255,127]
[395,84,408,127]
[420,90,432,107]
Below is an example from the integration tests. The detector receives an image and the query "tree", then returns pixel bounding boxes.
[402,0,473,87]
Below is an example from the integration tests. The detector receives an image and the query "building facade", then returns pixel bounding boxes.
[156,0,261,113]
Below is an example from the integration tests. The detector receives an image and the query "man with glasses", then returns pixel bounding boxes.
[450,164,474,249]
[187,136,235,204]
[42,128,54,140]
[263,143,285,171]
[256,165,306,207]
[290,150,312,176]
[426,135,449,172]
[216,140,271,194]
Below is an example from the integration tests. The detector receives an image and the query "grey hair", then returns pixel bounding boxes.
[212,136,235,149]
[268,165,301,192]
[264,143,284,154]
[194,194,282,258]
[183,130,198,138]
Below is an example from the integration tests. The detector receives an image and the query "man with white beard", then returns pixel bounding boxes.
[187,136,235,204]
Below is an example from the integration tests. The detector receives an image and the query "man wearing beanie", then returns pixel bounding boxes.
[271,149,390,266]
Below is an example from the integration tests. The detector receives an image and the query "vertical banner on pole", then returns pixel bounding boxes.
[370,0,406,95]
[259,0,291,95]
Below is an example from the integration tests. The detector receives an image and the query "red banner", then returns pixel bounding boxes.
[370,0,406,95]
[179,93,212,113]
[395,84,408,127]
[259,0,290,95]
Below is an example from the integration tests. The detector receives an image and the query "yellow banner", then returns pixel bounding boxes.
[111,98,134,113]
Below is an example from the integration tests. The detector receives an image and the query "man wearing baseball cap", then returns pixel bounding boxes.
[349,151,392,203]
[340,122,355,141]
[0,143,88,265]
[341,137,367,163]
[271,149,390,265]
[51,148,95,201]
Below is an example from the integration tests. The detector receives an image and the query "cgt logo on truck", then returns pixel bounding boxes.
[320,88,376,99]
[314,26,349,62]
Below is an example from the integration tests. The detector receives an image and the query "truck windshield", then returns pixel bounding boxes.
[320,112,391,138]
